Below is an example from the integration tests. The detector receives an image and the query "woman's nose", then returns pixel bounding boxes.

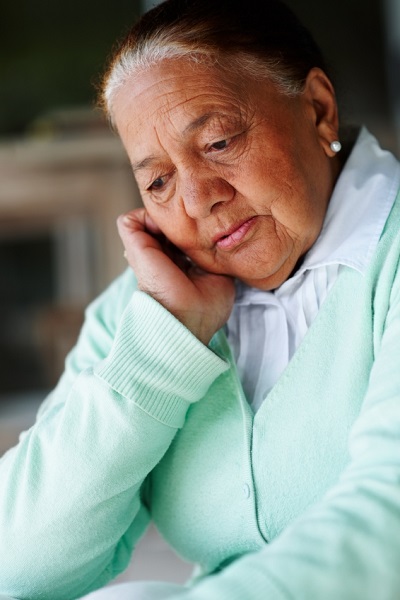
[179,170,234,219]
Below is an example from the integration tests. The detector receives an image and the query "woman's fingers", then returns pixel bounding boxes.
[117,209,162,255]
[116,208,235,343]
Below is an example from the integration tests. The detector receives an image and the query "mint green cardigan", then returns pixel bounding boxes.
[1,191,400,600]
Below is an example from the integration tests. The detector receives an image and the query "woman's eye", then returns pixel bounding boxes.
[210,139,229,151]
[148,177,165,191]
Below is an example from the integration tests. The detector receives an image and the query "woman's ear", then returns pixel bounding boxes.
[304,67,340,158]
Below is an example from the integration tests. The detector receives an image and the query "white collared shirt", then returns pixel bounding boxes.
[226,128,400,411]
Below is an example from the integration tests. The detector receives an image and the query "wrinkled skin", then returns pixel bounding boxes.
[114,59,341,344]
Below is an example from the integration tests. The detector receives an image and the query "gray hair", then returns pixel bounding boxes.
[100,0,331,119]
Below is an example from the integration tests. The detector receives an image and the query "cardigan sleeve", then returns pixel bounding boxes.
[160,269,400,599]
[0,271,228,600]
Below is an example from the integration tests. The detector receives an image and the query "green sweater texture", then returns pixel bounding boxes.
[1,190,400,600]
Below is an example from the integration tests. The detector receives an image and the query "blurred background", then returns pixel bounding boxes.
[0,0,399,586]
[0,0,142,411]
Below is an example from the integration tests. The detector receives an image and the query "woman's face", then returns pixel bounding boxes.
[113,58,340,290]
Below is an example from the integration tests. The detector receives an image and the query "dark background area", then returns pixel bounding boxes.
[0,0,142,136]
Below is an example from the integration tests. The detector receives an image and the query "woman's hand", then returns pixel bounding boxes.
[117,209,235,345]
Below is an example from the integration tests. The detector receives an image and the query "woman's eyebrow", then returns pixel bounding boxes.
[132,112,231,172]
[183,112,215,134]
[183,111,233,135]
[131,155,159,173]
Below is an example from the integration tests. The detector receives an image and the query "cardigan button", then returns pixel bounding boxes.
[243,483,251,499]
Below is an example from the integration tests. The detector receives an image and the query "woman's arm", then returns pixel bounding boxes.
[0,271,228,600]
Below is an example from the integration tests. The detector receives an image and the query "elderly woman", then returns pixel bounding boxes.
[1,0,400,599]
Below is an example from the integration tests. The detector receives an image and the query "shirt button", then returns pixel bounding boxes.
[243,483,251,499]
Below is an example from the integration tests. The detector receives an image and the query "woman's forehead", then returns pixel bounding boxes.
[112,59,259,135]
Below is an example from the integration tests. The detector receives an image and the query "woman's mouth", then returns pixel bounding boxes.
[214,217,258,250]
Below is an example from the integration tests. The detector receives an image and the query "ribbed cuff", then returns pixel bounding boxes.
[95,291,229,428]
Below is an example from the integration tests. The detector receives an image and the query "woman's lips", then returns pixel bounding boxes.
[215,216,258,250]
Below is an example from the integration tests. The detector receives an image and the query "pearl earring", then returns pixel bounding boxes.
[330,140,342,153]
